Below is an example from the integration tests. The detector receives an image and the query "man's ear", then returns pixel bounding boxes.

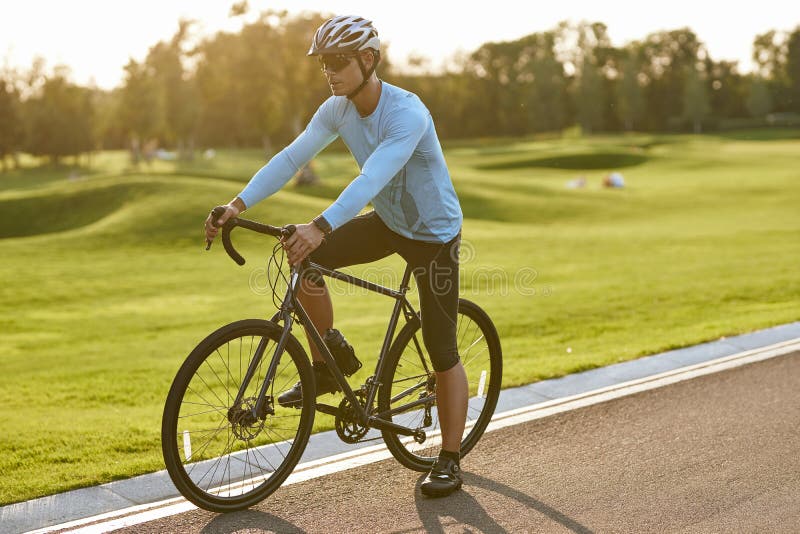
[362,49,377,70]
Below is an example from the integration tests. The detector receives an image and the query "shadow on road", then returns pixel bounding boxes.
[187,471,593,533]
[199,509,306,533]
[409,471,594,534]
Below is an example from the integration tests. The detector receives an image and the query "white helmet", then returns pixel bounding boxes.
[308,15,380,56]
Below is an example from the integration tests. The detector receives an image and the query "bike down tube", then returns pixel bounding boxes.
[289,291,365,420]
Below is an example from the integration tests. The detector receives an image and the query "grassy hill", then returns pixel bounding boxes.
[1,129,799,503]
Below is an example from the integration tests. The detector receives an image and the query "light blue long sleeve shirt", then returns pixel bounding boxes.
[237,82,463,243]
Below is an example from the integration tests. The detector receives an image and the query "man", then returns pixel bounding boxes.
[204,15,466,498]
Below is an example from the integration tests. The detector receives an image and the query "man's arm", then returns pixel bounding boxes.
[284,108,428,267]
[319,108,428,230]
[238,101,339,209]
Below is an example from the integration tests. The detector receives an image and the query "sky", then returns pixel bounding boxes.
[2,0,799,90]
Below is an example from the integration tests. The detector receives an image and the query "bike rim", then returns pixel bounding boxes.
[168,332,307,501]
[387,311,497,461]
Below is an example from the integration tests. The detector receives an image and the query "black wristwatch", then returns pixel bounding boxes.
[312,215,332,235]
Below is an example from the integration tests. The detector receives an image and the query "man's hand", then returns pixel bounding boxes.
[282,223,325,267]
[204,199,243,245]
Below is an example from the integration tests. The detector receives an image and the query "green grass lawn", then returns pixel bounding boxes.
[1,129,799,504]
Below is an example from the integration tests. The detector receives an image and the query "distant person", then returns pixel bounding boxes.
[566,175,587,189]
[603,171,625,188]
[204,15,467,498]
[294,161,319,186]
[129,136,141,166]
[142,138,158,166]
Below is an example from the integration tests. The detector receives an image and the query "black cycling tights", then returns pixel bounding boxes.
[305,211,461,372]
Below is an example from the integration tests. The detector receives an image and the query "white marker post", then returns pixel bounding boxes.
[183,430,192,462]
[477,370,487,398]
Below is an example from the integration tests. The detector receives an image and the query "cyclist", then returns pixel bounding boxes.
[205,15,466,498]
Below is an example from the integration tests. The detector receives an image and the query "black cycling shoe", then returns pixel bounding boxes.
[420,457,463,497]
[278,362,340,408]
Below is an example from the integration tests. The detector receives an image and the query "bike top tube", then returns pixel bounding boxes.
[209,208,415,297]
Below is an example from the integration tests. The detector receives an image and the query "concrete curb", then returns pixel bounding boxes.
[3,321,800,533]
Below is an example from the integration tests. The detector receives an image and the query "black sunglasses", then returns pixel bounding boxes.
[318,54,357,73]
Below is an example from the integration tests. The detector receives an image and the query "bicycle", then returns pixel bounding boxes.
[161,207,503,512]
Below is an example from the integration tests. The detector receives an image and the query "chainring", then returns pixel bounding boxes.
[335,391,369,443]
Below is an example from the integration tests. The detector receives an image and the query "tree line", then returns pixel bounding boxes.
[1,9,799,169]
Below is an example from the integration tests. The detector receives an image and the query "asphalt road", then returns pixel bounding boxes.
[113,351,800,533]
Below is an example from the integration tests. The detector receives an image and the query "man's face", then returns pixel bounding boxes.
[318,51,372,96]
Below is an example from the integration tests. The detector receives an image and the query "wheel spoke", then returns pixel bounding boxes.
[379,304,500,470]
[164,324,315,509]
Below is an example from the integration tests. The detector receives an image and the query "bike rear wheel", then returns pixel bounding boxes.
[162,319,315,512]
[378,298,502,471]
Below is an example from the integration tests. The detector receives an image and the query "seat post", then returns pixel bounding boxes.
[399,263,413,294]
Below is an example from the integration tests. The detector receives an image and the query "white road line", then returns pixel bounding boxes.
[30,338,800,534]
[484,337,800,433]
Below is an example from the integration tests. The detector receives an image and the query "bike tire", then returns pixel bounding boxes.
[378,298,502,472]
[162,319,315,512]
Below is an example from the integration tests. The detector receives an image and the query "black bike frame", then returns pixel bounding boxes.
[233,259,433,439]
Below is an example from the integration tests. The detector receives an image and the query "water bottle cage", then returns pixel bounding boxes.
[324,329,363,377]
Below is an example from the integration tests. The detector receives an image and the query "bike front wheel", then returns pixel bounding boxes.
[378,298,502,472]
[162,319,315,512]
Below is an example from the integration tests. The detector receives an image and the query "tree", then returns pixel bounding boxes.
[193,32,244,147]
[12,14,796,153]
[0,75,23,171]
[638,29,705,130]
[194,11,299,151]
[558,21,611,132]
[786,26,800,113]
[279,12,334,127]
[526,32,569,133]
[682,64,710,132]
[144,20,199,159]
[465,30,571,136]
[468,39,526,135]
[752,30,786,79]
[618,53,645,131]
[92,88,127,150]
[706,60,748,120]
[24,69,94,163]
[117,58,162,157]
[576,55,603,133]
[747,75,773,118]
[752,29,791,111]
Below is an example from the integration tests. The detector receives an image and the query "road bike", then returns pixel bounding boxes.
[161,208,502,512]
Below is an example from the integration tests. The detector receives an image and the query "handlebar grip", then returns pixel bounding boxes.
[282,224,296,239]
[205,206,228,251]
[211,206,227,227]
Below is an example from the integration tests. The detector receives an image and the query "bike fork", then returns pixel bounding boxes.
[231,311,295,419]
